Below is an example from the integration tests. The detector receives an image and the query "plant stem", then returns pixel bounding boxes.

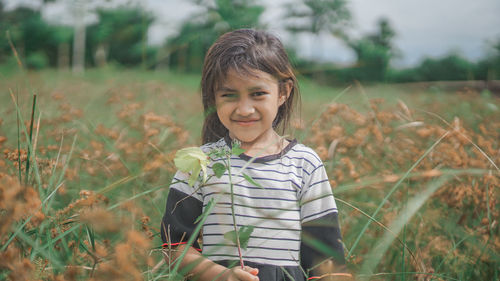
[226,157,244,269]
[25,94,37,185]
[16,93,21,183]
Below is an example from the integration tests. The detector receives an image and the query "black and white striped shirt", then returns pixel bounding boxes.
[161,137,344,278]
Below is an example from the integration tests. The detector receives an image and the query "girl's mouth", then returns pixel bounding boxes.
[233,119,258,126]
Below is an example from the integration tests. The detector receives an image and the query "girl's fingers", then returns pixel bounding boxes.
[243,266,259,276]
[233,268,259,281]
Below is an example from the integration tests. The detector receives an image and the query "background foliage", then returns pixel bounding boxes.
[1,0,499,280]
[0,67,499,280]
[1,0,499,83]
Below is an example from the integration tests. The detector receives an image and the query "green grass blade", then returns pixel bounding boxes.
[47,134,78,210]
[86,225,95,251]
[38,223,81,252]
[357,272,460,281]
[335,198,417,263]
[15,92,21,182]
[0,214,35,251]
[107,183,167,211]
[9,90,43,191]
[359,175,451,278]
[168,198,217,280]
[348,130,450,257]
[16,228,64,269]
[25,94,37,185]
[46,133,65,194]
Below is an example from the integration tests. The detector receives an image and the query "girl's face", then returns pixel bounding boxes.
[215,68,290,149]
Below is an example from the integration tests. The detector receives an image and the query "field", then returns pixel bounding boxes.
[0,68,499,280]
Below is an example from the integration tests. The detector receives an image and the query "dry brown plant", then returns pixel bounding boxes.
[90,230,152,281]
[0,246,35,281]
[0,174,43,237]
[305,97,499,273]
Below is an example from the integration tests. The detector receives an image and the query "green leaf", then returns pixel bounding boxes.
[243,173,263,188]
[224,225,255,250]
[188,166,202,187]
[231,141,245,156]
[212,162,226,178]
[174,147,210,186]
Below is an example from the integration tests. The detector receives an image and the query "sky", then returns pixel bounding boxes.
[4,0,500,67]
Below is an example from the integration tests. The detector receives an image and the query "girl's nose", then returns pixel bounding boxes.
[235,98,255,116]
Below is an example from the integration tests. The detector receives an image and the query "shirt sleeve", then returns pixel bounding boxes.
[160,170,204,251]
[299,162,346,277]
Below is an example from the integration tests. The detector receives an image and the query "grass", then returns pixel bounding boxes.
[0,67,499,280]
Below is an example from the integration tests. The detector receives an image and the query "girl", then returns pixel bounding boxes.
[161,29,349,281]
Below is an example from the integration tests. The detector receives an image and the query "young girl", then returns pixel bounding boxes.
[161,29,348,281]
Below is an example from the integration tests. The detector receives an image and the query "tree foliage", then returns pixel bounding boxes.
[0,4,73,69]
[284,0,351,35]
[86,7,156,67]
[475,38,500,80]
[344,18,396,82]
[0,3,155,69]
[1,1,498,83]
[163,0,265,72]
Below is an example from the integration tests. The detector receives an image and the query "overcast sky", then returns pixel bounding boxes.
[5,0,500,67]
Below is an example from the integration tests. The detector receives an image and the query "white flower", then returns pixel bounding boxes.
[174,147,210,187]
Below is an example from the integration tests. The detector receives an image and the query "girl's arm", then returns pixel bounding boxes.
[301,212,350,279]
[166,245,259,281]
[311,259,353,281]
[299,150,352,280]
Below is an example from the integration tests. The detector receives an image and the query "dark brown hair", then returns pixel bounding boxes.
[201,29,300,144]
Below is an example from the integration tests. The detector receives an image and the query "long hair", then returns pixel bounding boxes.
[200,29,300,144]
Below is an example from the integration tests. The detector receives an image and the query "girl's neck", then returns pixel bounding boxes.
[229,130,289,158]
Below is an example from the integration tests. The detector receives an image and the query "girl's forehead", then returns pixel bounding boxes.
[217,67,277,88]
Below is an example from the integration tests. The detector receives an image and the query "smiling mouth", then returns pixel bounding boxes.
[233,119,258,126]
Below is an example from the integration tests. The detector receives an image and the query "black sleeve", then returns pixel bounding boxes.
[160,188,203,251]
[300,212,346,276]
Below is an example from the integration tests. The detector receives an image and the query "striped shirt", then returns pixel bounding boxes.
[162,137,339,268]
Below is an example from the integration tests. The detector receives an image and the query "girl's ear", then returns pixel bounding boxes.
[279,79,293,106]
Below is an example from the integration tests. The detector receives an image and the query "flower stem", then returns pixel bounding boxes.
[226,157,245,269]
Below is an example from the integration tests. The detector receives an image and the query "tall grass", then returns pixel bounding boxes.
[0,68,498,280]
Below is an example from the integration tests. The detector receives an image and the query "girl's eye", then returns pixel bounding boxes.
[252,91,267,97]
[221,93,237,98]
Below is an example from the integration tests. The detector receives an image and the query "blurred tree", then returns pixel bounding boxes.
[417,53,475,81]
[52,0,119,73]
[86,7,155,67]
[1,1,155,70]
[0,2,9,59]
[388,53,476,83]
[162,0,264,72]
[0,4,73,69]
[344,18,396,81]
[476,38,500,80]
[284,0,351,58]
[285,0,351,35]
[71,0,86,74]
[39,0,128,73]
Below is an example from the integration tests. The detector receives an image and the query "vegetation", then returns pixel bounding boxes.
[86,8,156,67]
[1,1,499,280]
[162,0,265,72]
[1,1,499,83]
[284,0,351,41]
[0,67,498,280]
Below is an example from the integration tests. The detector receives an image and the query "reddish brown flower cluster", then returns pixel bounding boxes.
[1,72,497,280]
[304,94,499,276]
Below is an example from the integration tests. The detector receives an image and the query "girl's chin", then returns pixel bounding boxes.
[230,131,278,147]
[231,135,257,144]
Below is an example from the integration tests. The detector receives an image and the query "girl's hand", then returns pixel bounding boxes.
[224,266,259,281]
